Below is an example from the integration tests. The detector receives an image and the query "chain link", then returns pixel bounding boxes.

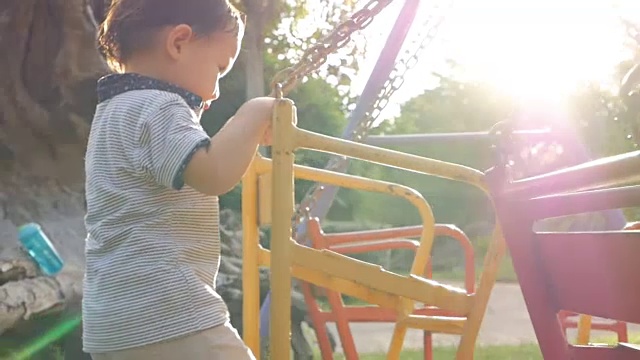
[290,2,453,229]
[271,0,395,97]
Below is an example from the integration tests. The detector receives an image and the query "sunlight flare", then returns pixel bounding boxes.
[356,0,639,113]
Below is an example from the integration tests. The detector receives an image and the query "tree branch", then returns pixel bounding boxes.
[0,266,83,335]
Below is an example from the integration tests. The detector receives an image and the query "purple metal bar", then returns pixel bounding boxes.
[526,185,640,222]
[504,150,640,199]
[509,104,628,232]
[364,129,551,146]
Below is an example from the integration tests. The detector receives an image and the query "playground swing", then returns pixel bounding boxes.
[290,3,461,360]
[485,142,640,359]
[249,108,640,360]
[242,101,504,360]
[366,114,636,351]
[256,0,463,358]
[242,10,506,353]
[257,0,486,358]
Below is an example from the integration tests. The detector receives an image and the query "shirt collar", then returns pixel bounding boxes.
[96,73,204,111]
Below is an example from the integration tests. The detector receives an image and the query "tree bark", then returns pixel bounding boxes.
[243,6,266,99]
[0,0,107,351]
[241,0,279,99]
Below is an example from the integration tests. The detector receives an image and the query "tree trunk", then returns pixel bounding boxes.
[242,0,281,100]
[0,0,107,355]
[243,8,266,99]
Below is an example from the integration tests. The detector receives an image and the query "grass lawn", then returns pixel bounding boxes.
[331,344,543,359]
[13,333,640,359]
[8,343,544,360]
[332,333,640,360]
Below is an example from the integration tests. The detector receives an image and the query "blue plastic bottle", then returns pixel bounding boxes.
[17,223,64,276]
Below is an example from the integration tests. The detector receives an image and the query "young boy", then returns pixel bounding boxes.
[83,0,272,358]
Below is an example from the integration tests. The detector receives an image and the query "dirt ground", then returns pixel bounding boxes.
[324,282,640,354]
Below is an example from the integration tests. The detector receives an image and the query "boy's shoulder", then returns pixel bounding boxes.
[97,73,205,113]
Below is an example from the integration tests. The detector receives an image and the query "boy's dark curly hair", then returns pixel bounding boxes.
[98,0,244,73]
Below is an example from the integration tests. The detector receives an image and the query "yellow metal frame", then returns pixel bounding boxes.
[242,97,507,359]
[577,315,592,345]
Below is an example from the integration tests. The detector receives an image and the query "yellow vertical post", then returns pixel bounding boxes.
[258,173,273,226]
[456,225,506,360]
[387,325,408,360]
[576,315,592,345]
[388,214,436,359]
[242,159,260,359]
[269,96,297,360]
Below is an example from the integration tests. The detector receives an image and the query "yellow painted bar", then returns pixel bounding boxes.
[400,315,467,334]
[258,247,403,309]
[254,155,435,235]
[576,314,593,345]
[257,173,273,226]
[388,324,408,359]
[290,243,473,314]
[457,224,506,359]
[257,246,470,331]
[295,128,487,189]
[241,159,260,358]
[269,98,297,359]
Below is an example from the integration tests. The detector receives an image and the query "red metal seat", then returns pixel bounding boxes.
[488,153,640,359]
[557,222,640,344]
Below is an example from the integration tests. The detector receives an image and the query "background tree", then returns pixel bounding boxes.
[231,0,362,99]
[0,0,107,358]
[347,68,512,228]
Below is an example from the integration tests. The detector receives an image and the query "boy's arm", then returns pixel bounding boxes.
[139,97,272,196]
[183,97,273,196]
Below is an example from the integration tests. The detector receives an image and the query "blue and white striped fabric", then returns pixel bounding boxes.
[82,74,228,353]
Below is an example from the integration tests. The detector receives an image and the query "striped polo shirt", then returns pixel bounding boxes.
[82,73,228,353]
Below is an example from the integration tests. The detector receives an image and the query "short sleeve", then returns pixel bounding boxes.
[138,100,211,190]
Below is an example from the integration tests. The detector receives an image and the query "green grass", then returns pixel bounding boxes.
[589,333,640,345]
[328,333,640,360]
[330,344,543,359]
[30,344,545,360]
[430,251,519,283]
[35,333,640,360]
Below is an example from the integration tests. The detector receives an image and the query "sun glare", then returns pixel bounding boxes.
[441,0,631,102]
[354,0,640,112]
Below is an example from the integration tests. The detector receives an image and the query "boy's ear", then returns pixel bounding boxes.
[166,24,194,60]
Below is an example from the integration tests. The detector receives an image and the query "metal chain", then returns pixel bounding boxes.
[271,0,395,97]
[291,2,453,228]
